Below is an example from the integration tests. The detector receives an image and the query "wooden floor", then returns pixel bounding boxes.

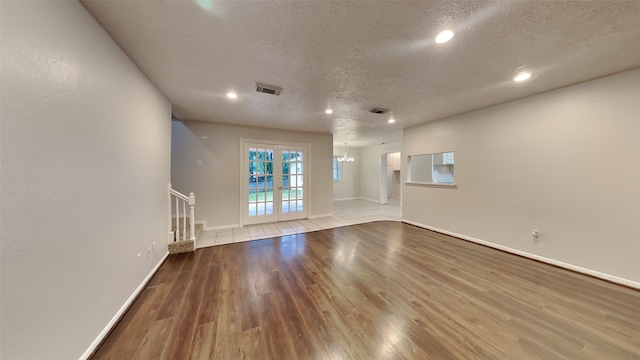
[91,221,640,360]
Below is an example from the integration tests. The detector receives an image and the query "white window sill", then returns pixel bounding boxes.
[405,182,457,189]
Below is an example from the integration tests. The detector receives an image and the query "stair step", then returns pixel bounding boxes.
[168,240,194,254]
[170,222,203,254]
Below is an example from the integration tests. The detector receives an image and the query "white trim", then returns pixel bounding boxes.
[333,197,360,201]
[359,197,380,203]
[306,144,313,222]
[80,251,170,360]
[405,182,457,188]
[195,219,208,229]
[402,219,640,290]
[309,213,333,219]
[239,139,311,226]
[380,149,403,206]
[380,153,388,205]
[240,137,310,147]
[196,219,243,231]
[209,224,241,231]
[239,139,245,227]
[169,188,189,201]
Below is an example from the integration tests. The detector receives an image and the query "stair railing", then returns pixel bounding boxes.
[169,184,196,242]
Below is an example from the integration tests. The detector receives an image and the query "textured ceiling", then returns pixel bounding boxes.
[82,0,640,147]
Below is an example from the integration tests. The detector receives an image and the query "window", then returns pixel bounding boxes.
[407,151,455,186]
[332,156,340,181]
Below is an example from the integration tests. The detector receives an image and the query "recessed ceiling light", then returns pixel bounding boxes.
[435,30,454,44]
[388,118,396,124]
[514,72,532,82]
[226,92,238,99]
[325,109,333,114]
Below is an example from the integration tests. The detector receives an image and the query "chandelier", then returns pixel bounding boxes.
[337,143,354,163]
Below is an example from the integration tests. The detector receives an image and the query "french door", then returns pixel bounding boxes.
[243,142,308,225]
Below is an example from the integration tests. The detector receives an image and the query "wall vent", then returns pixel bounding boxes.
[370,107,389,114]
[256,83,282,96]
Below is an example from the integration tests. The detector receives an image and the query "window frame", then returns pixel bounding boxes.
[332,156,341,181]
[406,151,457,188]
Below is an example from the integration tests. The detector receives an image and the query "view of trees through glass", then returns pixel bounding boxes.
[247,148,303,216]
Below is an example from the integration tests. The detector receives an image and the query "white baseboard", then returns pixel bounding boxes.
[402,219,640,290]
[209,223,241,231]
[199,217,345,228]
[309,213,333,219]
[80,251,169,360]
[195,220,240,231]
[334,197,388,204]
[195,219,209,230]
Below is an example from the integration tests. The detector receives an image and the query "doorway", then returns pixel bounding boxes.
[242,141,308,225]
[379,151,401,205]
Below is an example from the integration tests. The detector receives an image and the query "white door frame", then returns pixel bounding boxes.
[379,153,388,205]
[239,138,311,227]
[379,150,402,205]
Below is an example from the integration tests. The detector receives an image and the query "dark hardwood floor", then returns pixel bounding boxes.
[91,221,640,359]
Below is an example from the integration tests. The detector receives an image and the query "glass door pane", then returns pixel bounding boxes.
[243,142,307,225]
[245,144,277,224]
[279,148,306,220]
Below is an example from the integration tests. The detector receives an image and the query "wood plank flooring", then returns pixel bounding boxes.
[91,221,640,359]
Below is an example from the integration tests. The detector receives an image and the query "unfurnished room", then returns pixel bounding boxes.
[1,1,639,359]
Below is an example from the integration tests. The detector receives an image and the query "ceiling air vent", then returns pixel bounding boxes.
[256,83,282,96]
[370,107,389,114]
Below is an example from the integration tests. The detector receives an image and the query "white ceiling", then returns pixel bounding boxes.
[82,0,640,147]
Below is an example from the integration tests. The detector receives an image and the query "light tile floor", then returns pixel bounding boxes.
[197,199,401,248]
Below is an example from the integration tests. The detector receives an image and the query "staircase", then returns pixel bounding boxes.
[168,185,198,254]
[169,218,203,254]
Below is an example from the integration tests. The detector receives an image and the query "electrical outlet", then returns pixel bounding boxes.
[147,247,152,259]
[136,253,142,268]
[532,230,541,244]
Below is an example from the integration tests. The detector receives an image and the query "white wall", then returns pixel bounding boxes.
[359,141,403,202]
[333,145,361,200]
[1,2,171,359]
[171,121,333,228]
[403,69,640,287]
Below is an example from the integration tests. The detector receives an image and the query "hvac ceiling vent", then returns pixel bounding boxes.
[370,107,389,114]
[256,83,282,96]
